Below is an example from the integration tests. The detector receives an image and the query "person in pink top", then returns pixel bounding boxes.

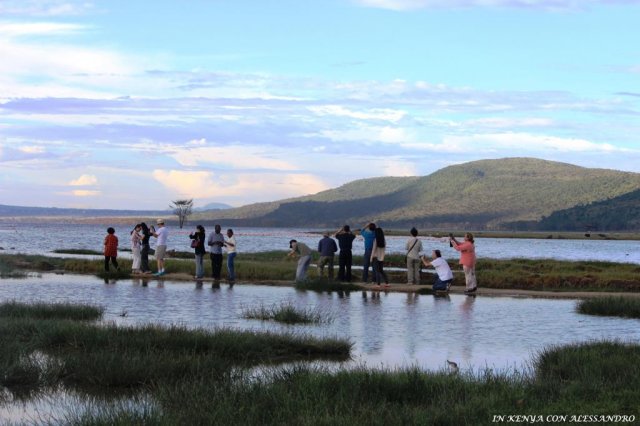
[450,232,477,294]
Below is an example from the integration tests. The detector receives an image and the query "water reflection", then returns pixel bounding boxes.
[1,273,639,372]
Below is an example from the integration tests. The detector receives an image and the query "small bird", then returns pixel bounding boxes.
[446,360,459,373]
[119,310,128,317]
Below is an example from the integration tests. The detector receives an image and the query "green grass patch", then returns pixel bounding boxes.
[242,303,330,324]
[0,301,104,321]
[576,296,640,319]
[0,301,638,424]
[53,249,103,255]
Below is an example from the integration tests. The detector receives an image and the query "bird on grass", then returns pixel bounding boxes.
[446,360,459,373]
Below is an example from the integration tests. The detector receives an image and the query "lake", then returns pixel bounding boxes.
[1,223,639,264]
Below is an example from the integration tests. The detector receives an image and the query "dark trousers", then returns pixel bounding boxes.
[140,244,150,272]
[362,248,377,283]
[210,253,223,279]
[104,256,118,271]
[338,250,352,281]
[373,258,388,285]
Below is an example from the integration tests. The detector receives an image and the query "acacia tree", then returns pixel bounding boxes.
[170,199,194,229]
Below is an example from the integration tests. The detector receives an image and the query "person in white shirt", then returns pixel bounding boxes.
[421,249,454,292]
[151,219,169,276]
[224,229,237,282]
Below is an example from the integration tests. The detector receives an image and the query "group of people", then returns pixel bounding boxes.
[188,224,237,282]
[103,220,237,281]
[287,224,478,295]
[104,219,168,276]
[105,220,478,294]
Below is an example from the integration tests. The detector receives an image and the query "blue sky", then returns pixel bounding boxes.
[1,0,639,209]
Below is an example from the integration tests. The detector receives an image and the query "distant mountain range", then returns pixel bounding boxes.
[0,205,172,218]
[193,157,640,231]
[3,157,640,231]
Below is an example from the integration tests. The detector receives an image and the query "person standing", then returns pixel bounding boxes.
[288,239,312,281]
[405,227,423,285]
[207,224,225,281]
[317,232,338,280]
[224,228,237,282]
[335,225,356,282]
[139,222,152,274]
[103,227,119,272]
[360,222,377,283]
[130,224,142,274]
[451,232,477,294]
[421,250,454,292]
[150,219,169,276]
[371,227,389,287]
[189,225,206,279]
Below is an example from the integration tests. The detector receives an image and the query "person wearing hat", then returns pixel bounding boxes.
[150,218,169,276]
[287,239,312,281]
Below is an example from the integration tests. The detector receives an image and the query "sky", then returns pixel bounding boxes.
[1,0,639,210]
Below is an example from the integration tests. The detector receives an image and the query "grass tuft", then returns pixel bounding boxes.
[576,296,640,319]
[242,303,330,324]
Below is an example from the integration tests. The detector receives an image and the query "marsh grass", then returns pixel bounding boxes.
[53,249,103,255]
[74,341,640,425]
[1,300,638,424]
[576,296,640,319]
[0,301,104,321]
[3,253,640,292]
[0,301,351,394]
[242,303,330,324]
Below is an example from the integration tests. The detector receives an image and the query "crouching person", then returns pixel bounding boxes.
[421,250,453,292]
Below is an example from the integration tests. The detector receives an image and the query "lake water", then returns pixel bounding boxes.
[1,223,639,264]
[1,273,638,372]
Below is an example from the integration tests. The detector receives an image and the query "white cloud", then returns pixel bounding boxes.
[0,1,95,16]
[466,117,555,129]
[68,174,97,186]
[18,145,46,154]
[444,133,633,153]
[308,105,406,122]
[382,159,418,176]
[0,22,87,37]
[152,170,328,201]
[71,189,100,197]
[171,142,297,171]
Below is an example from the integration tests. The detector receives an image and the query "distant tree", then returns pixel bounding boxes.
[170,199,193,229]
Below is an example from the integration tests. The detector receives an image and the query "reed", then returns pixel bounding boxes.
[576,296,640,319]
[0,301,104,321]
[242,302,329,324]
[63,341,640,425]
[2,253,640,292]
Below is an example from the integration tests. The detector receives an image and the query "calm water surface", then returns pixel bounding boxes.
[1,273,638,372]
[1,223,639,264]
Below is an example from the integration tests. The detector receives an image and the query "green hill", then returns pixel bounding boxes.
[196,157,640,230]
[522,189,640,232]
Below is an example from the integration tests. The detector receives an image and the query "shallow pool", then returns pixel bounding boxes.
[1,273,638,372]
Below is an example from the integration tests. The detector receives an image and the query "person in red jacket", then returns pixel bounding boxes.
[104,227,119,272]
[450,232,476,294]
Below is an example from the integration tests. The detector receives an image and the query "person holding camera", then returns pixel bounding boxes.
[450,232,477,294]
[421,250,453,292]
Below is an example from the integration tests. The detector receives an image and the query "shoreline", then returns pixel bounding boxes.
[100,271,640,299]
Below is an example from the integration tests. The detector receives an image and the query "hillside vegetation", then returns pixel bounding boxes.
[197,157,640,230]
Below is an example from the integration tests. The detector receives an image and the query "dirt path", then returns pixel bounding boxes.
[128,272,640,299]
